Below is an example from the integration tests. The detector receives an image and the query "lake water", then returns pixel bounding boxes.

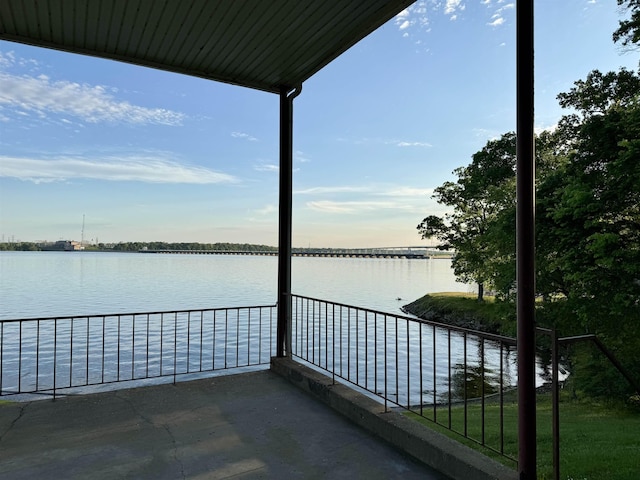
[0,251,471,320]
[2,252,520,404]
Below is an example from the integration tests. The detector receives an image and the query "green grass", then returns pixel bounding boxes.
[403,291,517,335]
[406,393,640,479]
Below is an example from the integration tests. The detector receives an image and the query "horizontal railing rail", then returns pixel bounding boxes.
[289,294,519,466]
[0,305,276,399]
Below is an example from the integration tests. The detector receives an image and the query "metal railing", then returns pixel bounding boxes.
[538,328,640,480]
[290,294,519,465]
[290,295,639,476]
[0,305,276,398]
[5,296,634,477]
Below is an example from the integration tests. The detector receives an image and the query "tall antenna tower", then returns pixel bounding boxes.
[81,214,85,247]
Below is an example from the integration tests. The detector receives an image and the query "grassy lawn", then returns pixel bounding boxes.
[403,291,640,478]
[406,393,640,479]
[403,291,517,335]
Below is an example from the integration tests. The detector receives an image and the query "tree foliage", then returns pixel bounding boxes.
[0,242,40,251]
[541,69,640,337]
[419,65,640,397]
[0,241,278,252]
[538,70,640,396]
[417,133,517,300]
[613,0,640,47]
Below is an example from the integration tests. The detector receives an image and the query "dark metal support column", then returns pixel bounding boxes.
[516,1,536,478]
[277,85,300,357]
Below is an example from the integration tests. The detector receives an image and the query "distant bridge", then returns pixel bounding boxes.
[139,246,452,259]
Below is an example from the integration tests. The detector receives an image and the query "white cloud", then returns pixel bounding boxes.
[0,72,185,125]
[394,1,429,33]
[534,123,558,135]
[445,0,464,16]
[296,184,436,199]
[254,163,279,172]
[299,184,438,216]
[379,187,434,197]
[396,141,433,147]
[254,204,277,216]
[395,0,513,38]
[0,50,40,70]
[306,199,428,215]
[231,131,258,141]
[343,137,432,147]
[0,51,15,69]
[306,200,402,214]
[0,155,237,184]
[294,186,371,195]
[487,2,513,27]
[295,150,311,163]
[473,127,503,141]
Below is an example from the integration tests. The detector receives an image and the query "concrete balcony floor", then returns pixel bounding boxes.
[0,366,447,479]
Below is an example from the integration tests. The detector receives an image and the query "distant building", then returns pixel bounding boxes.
[41,240,84,251]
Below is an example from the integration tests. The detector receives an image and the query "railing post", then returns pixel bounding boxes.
[53,318,58,401]
[551,328,560,480]
[516,0,537,478]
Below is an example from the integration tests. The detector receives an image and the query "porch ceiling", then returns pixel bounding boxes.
[0,0,414,93]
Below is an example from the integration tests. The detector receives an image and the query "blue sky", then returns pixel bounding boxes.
[1,1,637,248]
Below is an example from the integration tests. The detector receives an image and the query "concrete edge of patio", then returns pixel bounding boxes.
[271,357,518,480]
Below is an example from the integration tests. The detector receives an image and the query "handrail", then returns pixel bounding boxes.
[296,293,517,345]
[289,293,519,466]
[0,304,277,399]
[558,333,640,394]
[0,304,275,324]
[537,327,639,480]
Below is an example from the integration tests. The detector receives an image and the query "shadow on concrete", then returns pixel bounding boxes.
[0,364,447,479]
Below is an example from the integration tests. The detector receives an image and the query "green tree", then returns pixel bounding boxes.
[418,131,565,303]
[537,68,640,396]
[417,133,517,301]
[541,68,640,332]
[417,5,640,397]
[613,0,640,47]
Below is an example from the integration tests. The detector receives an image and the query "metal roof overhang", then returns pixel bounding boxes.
[0,0,414,94]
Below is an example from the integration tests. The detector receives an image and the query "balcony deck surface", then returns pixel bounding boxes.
[0,369,447,479]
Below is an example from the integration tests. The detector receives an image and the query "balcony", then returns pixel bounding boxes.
[1,300,519,480]
[0,1,544,477]
[0,367,449,479]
